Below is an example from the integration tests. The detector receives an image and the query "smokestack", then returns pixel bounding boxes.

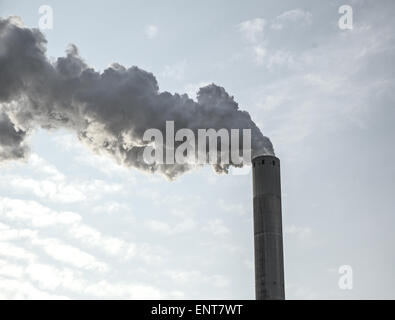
[252,155,285,300]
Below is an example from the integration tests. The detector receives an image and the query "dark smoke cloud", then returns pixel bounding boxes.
[0,17,274,178]
[0,112,27,161]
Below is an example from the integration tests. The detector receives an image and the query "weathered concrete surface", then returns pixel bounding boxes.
[252,155,285,300]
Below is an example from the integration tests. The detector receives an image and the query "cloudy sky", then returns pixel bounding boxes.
[0,0,394,299]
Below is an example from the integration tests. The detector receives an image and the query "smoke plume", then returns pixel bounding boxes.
[0,17,273,179]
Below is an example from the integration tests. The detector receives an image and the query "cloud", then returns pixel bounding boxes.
[0,203,108,272]
[0,242,36,262]
[145,25,158,39]
[0,196,175,299]
[51,132,138,183]
[0,197,81,227]
[238,18,265,43]
[0,276,70,299]
[145,217,196,236]
[0,153,123,203]
[271,9,313,30]
[237,10,312,68]
[184,81,212,101]
[203,219,230,236]
[250,12,395,152]
[161,60,187,81]
[253,45,267,65]
[266,50,297,69]
[218,199,248,216]
[0,259,24,278]
[0,222,37,242]
[68,223,137,257]
[25,263,83,292]
[92,202,133,215]
[32,238,108,272]
[0,195,162,264]
[284,225,312,239]
[165,270,230,288]
[0,258,171,299]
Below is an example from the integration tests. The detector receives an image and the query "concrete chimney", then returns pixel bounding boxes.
[252,155,285,300]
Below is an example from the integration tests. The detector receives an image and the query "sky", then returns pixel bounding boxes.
[0,0,394,299]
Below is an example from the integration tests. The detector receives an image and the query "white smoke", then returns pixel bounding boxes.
[0,17,274,179]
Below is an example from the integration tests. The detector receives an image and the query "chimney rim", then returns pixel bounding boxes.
[252,154,279,162]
